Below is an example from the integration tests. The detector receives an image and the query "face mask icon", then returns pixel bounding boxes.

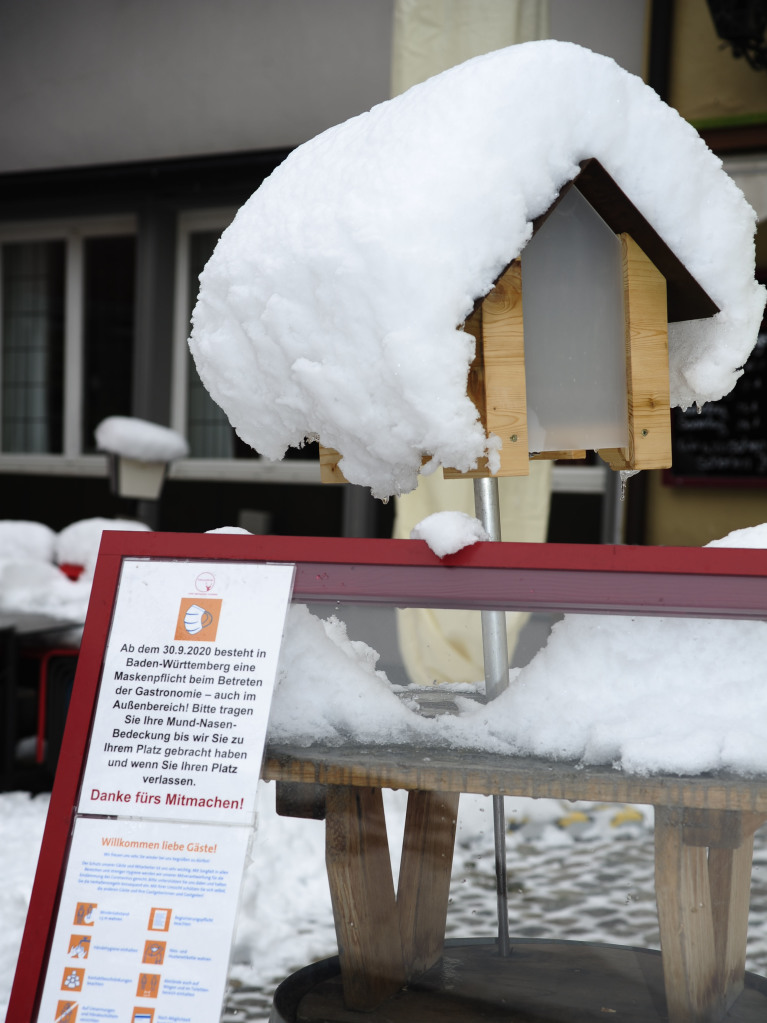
[183,604,213,635]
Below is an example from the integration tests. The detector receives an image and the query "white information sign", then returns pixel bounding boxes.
[79,559,294,824]
[36,816,251,1023]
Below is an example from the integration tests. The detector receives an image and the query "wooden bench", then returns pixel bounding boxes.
[266,743,767,1022]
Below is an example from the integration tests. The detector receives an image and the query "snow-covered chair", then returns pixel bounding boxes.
[0,521,56,564]
[55,517,152,580]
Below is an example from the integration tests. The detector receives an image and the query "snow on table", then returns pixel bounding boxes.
[269,522,767,779]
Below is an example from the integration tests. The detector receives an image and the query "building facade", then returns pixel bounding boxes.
[1,0,763,543]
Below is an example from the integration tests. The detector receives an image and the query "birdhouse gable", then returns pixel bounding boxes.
[550,159,719,323]
[523,183,629,456]
[440,159,721,479]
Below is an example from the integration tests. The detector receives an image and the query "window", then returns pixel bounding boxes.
[185,228,239,458]
[173,210,262,462]
[0,217,136,462]
[172,210,320,473]
[81,235,135,452]
[1,240,65,453]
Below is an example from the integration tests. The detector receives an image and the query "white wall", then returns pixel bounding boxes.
[0,0,394,173]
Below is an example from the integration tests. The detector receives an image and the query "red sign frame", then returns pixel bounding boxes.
[10,531,767,1020]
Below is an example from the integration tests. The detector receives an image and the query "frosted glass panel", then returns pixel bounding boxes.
[522,187,628,452]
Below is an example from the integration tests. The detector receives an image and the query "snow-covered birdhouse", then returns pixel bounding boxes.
[442,157,719,478]
[189,42,765,500]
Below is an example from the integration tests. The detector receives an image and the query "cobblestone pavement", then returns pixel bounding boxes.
[220,804,767,1022]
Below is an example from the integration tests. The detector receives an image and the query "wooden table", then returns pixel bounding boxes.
[265,742,767,1023]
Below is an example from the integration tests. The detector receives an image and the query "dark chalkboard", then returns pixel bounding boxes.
[668,331,767,485]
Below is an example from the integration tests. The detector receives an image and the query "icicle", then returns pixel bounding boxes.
[619,469,640,500]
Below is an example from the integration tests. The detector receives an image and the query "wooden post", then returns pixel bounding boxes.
[325,785,405,1009]
[397,790,460,980]
[655,806,720,1022]
[600,233,671,471]
[654,807,764,1023]
[444,260,529,478]
[709,842,754,1010]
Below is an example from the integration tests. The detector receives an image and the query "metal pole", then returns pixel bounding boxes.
[473,476,511,956]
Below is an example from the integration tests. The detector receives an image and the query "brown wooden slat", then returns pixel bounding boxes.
[397,790,460,980]
[655,806,720,1022]
[710,841,755,1012]
[264,744,767,813]
[324,786,405,1009]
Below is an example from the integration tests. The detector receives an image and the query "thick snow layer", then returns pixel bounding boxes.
[0,521,55,562]
[94,416,189,462]
[705,522,767,549]
[0,514,764,777]
[55,517,151,576]
[270,522,767,777]
[190,40,765,498]
[410,510,489,556]
[269,605,430,745]
[445,614,767,776]
[0,560,90,626]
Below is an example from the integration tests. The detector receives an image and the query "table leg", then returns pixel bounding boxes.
[398,789,460,980]
[709,839,754,1009]
[325,785,405,1010]
[655,807,765,1023]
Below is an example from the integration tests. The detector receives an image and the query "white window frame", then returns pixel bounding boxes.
[170,208,321,484]
[0,214,136,476]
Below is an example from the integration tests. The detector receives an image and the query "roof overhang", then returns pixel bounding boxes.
[532,158,719,322]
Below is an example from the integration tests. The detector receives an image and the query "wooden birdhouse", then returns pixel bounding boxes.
[321,158,718,483]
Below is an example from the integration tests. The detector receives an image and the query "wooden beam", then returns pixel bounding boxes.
[600,234,671,472]
[709,841,754,1012]
[397,790,460,980]
[266,744,767,814]
[530,450,587,461]
[654,806,721,1022]
[275,780,327,820]
[444,261,529,479]
[325,785,405,1009]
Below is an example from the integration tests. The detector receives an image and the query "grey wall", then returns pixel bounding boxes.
[0,0,394,173]
[549,0,648,78]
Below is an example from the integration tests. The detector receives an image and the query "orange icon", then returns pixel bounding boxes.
[61,967,84,992]
[174,597,222,641]
[66,935,90,960]
[73,902,97,926]
[131,1009,155,1023]
[136,973,161,999]
[142,940,166,965]
[147,907,171,932]
[54,1001,78,1022]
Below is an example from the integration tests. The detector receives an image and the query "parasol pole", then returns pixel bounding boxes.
[473,476,511,957]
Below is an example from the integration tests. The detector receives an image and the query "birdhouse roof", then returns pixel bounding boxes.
[538,158,718,323]
[190,41,765,499]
